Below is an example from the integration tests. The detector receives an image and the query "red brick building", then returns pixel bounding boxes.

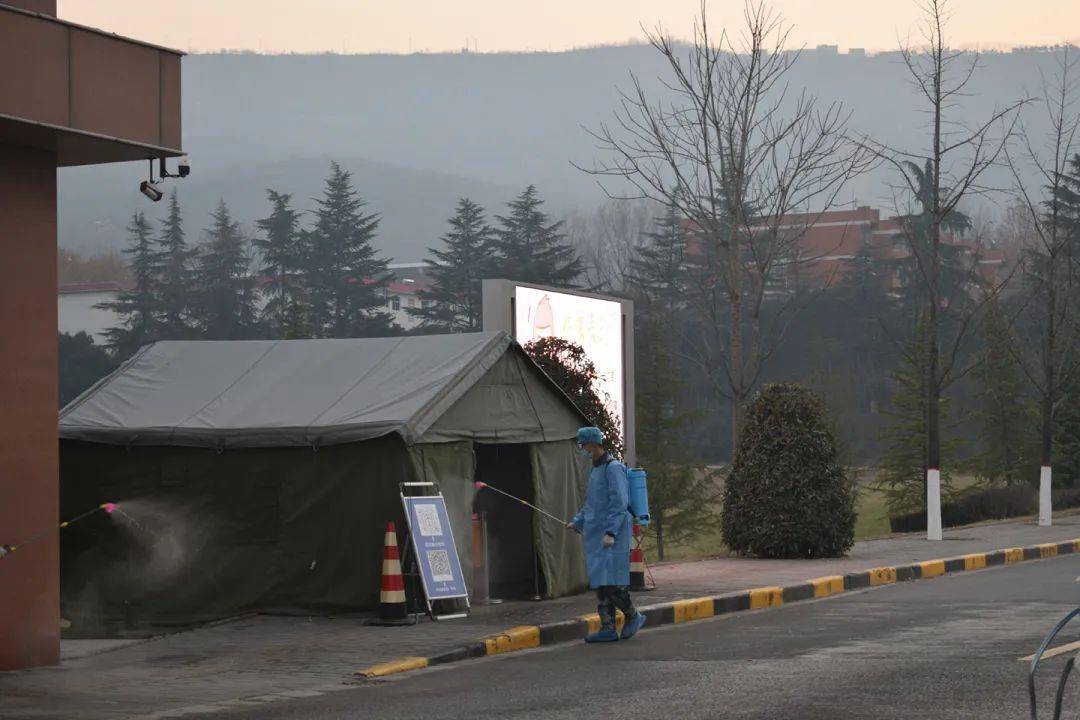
[684,205,1011,296]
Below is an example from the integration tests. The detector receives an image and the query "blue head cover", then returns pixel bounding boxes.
[575,426,604,446]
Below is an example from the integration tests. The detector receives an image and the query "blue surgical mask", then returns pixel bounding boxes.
[578,448,592,459]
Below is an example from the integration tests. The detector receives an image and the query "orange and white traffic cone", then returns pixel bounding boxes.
[629,523,654,591]
[379,521,408,621]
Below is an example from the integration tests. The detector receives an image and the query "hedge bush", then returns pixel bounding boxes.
[889,485,1080,533]
[721,383,856,558]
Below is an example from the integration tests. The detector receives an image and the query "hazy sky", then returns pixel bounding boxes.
[59,0,1079,55]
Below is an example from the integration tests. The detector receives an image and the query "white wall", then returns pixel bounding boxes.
[58,292,119,345]
[386,292,425,331]
[61,288,430,341]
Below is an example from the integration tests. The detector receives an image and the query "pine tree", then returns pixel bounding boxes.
[969,300,1036,485]
[1048,155,1080,483]
[409,198,495,332]
[58,331,118,408]
[1057,154,1080,280]
[154,189,196,340]
[629,203,687,306]
[306,162,395,337]
[629,205,718,559]
[255,190,310,338]
[1056,376,1080,485]
[493,185,581,286]
[191,200,258,340]
[98,211,160,357]
[634,311,719,560]
[876,313,961,516]
[891,160,974,316]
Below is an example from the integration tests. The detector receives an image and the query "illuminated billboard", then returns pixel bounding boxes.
[513,285,625,443]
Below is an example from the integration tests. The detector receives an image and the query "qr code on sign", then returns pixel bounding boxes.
[426,550,453,582]
[414,503,443,537]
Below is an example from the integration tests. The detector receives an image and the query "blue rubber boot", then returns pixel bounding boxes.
[620,612,646,640]
[584,627,619,643]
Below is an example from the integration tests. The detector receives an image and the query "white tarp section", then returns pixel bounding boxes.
[60,331,582,448]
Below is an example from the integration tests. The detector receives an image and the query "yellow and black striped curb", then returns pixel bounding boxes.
[356,536,1080,678]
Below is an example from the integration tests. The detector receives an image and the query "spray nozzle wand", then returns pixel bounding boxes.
[474,481,571,528]
[1,502,118,560]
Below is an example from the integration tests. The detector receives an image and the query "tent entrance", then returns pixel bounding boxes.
[473,443,545,599]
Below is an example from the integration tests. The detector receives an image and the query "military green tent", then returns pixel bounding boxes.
[59,331,590,624]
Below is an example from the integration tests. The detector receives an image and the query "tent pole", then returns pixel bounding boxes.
[530,525,542,601]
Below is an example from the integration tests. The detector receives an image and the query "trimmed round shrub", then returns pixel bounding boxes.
[721,383,855,558]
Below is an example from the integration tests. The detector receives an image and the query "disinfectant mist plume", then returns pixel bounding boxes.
[63,497,212,631]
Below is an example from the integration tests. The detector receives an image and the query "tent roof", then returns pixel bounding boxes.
[60,331,584,449]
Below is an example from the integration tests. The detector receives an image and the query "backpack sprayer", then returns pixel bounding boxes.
[627,468,650,526]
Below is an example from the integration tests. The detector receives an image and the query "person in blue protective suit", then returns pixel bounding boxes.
[567,426,647,642]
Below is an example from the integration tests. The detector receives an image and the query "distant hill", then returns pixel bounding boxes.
[58,44,1068,261]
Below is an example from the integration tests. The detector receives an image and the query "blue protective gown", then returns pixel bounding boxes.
[572,455,632,588]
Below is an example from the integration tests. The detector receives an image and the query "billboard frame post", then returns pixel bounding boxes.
[482,279,635,466]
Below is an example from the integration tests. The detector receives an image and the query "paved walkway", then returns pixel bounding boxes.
[3,516,1080,720]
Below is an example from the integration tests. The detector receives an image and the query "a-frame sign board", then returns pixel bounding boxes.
[399,482,470,620]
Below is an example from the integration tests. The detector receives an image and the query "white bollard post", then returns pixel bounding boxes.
[927,468,942,541]
[1039,466,1052,527]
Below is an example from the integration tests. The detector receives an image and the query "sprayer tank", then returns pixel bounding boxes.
[628,468,650,526]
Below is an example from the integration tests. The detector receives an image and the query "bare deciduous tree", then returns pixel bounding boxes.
[580,1,870,453]
[860,0,1026,536]
[1002,44,1080,518]
[567,198,657,293]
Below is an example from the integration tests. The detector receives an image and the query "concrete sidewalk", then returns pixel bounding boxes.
[4,516,1080,720]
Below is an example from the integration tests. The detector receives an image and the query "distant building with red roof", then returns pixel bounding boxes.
[383,262,435,330]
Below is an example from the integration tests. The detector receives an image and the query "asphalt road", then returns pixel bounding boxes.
[211,557,1080,720]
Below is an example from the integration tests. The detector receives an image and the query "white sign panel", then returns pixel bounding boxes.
[514,285,624,440]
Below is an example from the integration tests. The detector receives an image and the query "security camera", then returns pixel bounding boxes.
[156,156,191,179]
[140,180,163,202]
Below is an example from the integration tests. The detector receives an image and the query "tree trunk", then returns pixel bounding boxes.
[728,234,744,458]
[1039,256,1057,526]
[924,246,941,514]
[1041,392,1055,469]
[731,389,748,462]
[924,46,944,540]
[1000,403,1014,485]
[1042,263,1057,469]
[927,81,942,478]
[1040,389,1054,525]
[279,267,287,336]
[926,342,941,472]
[655,511,665,562]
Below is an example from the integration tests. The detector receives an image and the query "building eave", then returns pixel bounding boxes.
[0,3,185,56]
